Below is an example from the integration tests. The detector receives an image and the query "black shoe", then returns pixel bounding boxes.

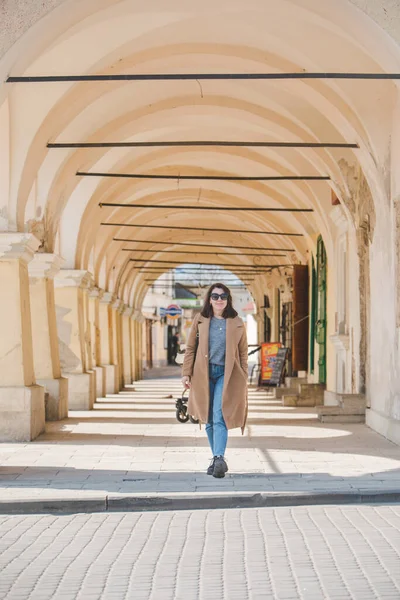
[207,457,216,475]
[212,456,228,479]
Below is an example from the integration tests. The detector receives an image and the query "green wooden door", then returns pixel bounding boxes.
[316,236,327,384]
[309,257,317,375]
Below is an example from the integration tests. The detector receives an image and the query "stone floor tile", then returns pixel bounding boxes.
[0,377,400,503]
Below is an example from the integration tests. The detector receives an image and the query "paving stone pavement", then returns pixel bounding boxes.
[1,377,400,506]
[0,504,400,600]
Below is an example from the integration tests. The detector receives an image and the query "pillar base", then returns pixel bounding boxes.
[64,372,94,410]
[122,373,133,387]
[0,385,45,442]
[93,366,104,398]
[366,408,400,446]
[101,364,118,395]
[87,370,96,406]
[38,377,68,421]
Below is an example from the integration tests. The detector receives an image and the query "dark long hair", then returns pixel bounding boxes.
[200,283,238,319]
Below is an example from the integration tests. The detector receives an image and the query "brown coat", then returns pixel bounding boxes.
[182,314,248,432]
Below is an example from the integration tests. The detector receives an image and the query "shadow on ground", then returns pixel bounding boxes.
[1,465,400,494]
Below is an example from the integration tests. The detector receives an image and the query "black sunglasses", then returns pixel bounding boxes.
[210,293,228,301]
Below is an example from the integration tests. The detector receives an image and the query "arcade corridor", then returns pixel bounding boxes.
[1,375,399,508]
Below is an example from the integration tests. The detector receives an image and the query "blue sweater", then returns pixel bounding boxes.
[209,317,226,365]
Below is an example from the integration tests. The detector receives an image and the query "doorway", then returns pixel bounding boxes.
[316,236,327,384]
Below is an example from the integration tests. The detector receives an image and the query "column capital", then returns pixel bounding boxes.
[89,286,102,299]
[0,233,41,262]
[133,309,145,323]
[99,291,114,304]
[28,253,64,279]
[123,306,134,318]
[54,269,93,289]
[112,298,124,312]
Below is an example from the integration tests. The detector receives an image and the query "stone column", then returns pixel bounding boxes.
[0,233,45,441]
[98,292,117,394]
[132,311,142,381]
[28,253,68,421]
[116,301,125,390]
[133,310,145,380]
[130,313,137,381]
[140,318,145,379]
[54,270,94,410]
[81,279,97,407]
[122,306,133,387]
[110,299,123,392]
[272,288,280,342]
[88,287,103,399]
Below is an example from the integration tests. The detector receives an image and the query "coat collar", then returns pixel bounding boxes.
[197,315,244,354]
[198,314,243,327]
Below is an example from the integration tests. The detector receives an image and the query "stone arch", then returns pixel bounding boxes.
[1,0,400,441]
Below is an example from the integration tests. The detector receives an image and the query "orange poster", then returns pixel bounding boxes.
[260,342,282,383]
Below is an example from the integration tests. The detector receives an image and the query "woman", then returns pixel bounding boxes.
[181,283,248,478]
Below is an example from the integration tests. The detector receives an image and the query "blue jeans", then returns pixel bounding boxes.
[206,363,228,457]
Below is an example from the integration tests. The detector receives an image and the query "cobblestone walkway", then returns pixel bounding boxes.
[0,378,400,504]
[1,505,400,599]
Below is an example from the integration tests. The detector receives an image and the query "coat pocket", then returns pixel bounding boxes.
[235,359,248,382]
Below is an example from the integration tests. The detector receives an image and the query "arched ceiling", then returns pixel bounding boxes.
[1,0,400,308]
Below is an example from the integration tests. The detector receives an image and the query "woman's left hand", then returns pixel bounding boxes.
[181,376,191,389]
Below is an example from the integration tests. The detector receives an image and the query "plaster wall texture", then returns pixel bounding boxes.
[82,290,93,372]
[0,385,45,441]
[53,274,99,408]
[87,294,106,398]
[130,318,137,381]
[1,0,400,60]
[325,206,361,396]
[29,277,60,380]
[109,305,119,366]
[94,365,104,398]
[0,102,10,232]
[325,258,337,393]
[65,371,93,410]
[97,297,119,394]
[29,272,69,417]
[0,260,35,386]
[122,314,132,386]
[87,368,97,407]
[348,229,361,394]
[366,201,398,418]
[150,321,169,367]
[39,376,68,421]
[54,286,86,374]
[87,295,97,368]
[102,364,117,396]
[109,305,121,391]
[363,99,400,439]
[98,297,112,366]
[116,307,124,389]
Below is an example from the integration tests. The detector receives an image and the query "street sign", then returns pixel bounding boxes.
[166,304,182,319]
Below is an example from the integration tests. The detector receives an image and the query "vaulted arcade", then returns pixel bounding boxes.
[1,0,400,444]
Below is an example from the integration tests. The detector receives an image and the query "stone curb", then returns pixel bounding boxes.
[1,490,400,514]
[0,497,107,514]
